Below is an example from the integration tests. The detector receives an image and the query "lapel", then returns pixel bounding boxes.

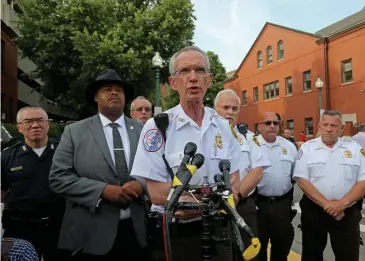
[90,115,117,174]
[125,117,138,169]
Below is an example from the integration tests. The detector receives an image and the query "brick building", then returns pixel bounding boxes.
[224,8,365,140]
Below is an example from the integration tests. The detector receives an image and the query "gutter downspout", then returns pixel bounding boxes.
[324,37,330,110]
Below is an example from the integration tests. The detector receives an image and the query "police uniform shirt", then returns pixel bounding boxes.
[293,137,365,200]
[1,139,61,213]
[233,127,271,193]
[130,104,243,213]
[257,135,297,197]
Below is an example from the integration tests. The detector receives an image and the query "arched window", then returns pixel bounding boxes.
[257,51,263,68]
[277,40,284,60]
[267,46,272,64]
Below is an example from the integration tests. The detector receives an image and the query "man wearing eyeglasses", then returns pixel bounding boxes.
[1,106,65,261]
[255,112,297,261]
[130,96,153,124]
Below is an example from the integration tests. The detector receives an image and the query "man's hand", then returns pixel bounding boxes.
[324,200,347,217]
[334,212,345,221]
[123,181,143,196]
[102,184,138,205]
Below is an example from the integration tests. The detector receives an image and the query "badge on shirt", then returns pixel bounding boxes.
[253,136,260,146]
[238,137,244,145]
[296,149,303,160]
[344,150,352,158]
[143,129,163,152]
[22,146,27,151]
[177,118,185,123]
[282,147,288,155]
[215,133,223,149]
[361,149,365,158]
[51,144,55,150]
[10,166,23,172]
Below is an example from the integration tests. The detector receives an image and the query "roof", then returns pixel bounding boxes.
[316,7,365,37]
[226,69,236,79]
[224,22,320,84]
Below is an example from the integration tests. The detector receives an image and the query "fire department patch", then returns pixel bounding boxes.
[143,129,163,152]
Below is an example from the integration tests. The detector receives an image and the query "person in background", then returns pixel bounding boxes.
[283,129,296,148]
[352,123,365,149]
[130,96,153,124]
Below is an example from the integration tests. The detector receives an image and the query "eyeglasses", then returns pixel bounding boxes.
[132,107,152,112]
[17,118,49,126]
[259,121,280,126]
[173,66,210,76]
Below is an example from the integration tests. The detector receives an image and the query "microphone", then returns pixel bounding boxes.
[237,122,248,137]
[219,160,232,191]
[179,142,197,168]
[165,153,205,211]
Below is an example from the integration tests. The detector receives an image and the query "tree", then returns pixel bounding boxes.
[163,50,227,110]
[15,0,195,118]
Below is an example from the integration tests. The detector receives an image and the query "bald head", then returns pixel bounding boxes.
[258,112,280,142]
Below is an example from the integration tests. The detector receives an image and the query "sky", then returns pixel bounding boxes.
[192,0,365,72]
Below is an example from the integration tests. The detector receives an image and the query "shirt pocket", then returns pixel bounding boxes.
[165,153,183,175]
[307,156,327,180]
[340,156,359,183]
[7,167,32,197]
[280,154,294,176]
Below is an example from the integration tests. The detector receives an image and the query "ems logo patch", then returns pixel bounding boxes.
[143,129,163,152]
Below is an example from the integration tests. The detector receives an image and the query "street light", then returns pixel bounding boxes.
[152,52,163,115]
[315,77,324,116]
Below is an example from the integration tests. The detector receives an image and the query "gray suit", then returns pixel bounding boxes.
[49,114,146,255]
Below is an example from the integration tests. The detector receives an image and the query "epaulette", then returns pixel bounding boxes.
[253,135,260,146]
[2,141,22,151]
[230,125,238,139]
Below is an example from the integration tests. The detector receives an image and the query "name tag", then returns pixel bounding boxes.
[10,166,23,172]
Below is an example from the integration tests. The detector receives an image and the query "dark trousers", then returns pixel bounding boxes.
[3,217,65,261]
[256,193,294,261]
[236,197,258,261]
[71,219,150,261]
[300,196,362,261]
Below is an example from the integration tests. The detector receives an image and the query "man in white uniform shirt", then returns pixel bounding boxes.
[255,112,297,261]
[294,110,365,261]
[214,89,270,259]
[131,46,246,261]
[352,123,365,149]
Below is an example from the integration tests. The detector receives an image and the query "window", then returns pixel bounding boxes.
[253,87,259,103]
[257,51,262,68]
[242,90,248,105]
[263,81,279,100]
[255,123,260,135]
[342,59,352,83]
[305,118,313,135]
[1,40,5,70]
[285,77,292,95]
[267,46,272,64]
[277,40,284,60]
[303,70,311,91]
[287,120,294,134]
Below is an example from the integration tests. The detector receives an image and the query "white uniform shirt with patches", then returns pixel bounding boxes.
[293,137,365,200]
[233,127,271,195]
[130,104,244,213]
[257,135,297,197]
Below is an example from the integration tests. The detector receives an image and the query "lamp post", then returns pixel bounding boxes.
[315,77,324,117]
[152,52,163,115]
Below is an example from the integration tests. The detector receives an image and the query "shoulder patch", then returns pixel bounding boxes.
[296,149,303,160]
[253,135,260,146]
[361,148,365,158]
[143,129,163,152]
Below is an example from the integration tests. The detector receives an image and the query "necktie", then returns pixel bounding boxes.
[109,123,128,185]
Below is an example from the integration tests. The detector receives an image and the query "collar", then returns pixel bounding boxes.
[258,134,281,147]
[174,104,218,130]
[99,113,125,129]
[18,139,55,156]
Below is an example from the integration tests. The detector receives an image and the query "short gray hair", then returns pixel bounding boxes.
[16,106,48,123]
[169,46,211,75]
[130,96,152,111]
[214,89,241,109]
[357,123,365,131]
[320,110,343,123]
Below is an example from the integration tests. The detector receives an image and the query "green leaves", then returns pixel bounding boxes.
[16,0,195,118]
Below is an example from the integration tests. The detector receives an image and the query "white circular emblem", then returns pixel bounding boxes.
[143,129,163,152]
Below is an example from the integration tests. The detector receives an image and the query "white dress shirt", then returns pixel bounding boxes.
[99,113,131,219]
[352,132,365,149]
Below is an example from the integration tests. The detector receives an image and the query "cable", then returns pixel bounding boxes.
[163,211,173,261]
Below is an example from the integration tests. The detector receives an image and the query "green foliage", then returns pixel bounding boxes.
[3,122,67,141]
[163,50,227,110]
[16,0,195,118]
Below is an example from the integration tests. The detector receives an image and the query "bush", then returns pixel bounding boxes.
[2,122,67,141]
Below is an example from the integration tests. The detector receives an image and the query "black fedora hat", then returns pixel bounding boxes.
[84,69,134,105]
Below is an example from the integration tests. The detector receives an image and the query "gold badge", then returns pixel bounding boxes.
[238,138,244,145]
[11,166,23,172]
[253,136,260,146]
[360,148,365,158]
[215,133,223,149]
[344,150,352,158]
[282,147,288,155]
